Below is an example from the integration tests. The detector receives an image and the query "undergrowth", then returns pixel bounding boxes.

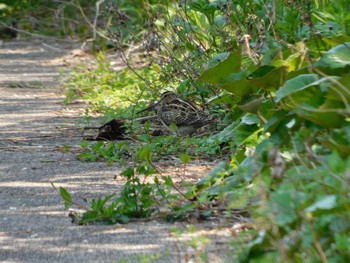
[56,0,350,262]
[0,0,97,39]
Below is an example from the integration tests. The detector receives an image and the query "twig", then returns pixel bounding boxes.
[93,0,105,40]
[42,42,63,52]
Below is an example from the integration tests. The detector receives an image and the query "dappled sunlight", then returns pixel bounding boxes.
[0,72,60,83]
[0,181,81,189]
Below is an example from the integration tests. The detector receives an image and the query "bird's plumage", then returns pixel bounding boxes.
[137,91,213,135]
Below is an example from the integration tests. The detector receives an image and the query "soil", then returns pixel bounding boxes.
[0,39,234,262]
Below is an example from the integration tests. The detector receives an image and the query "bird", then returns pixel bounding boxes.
[137,91,213,135]
[83,119,127,140]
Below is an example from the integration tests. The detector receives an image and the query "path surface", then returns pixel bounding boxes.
[0,40,231,262]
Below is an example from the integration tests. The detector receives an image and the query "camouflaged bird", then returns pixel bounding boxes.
[137,91,213,135]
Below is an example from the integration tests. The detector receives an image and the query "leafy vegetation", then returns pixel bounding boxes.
[6,0,349,261]
[0,0,98,38]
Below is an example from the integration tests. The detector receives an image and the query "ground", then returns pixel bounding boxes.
[0,39,235,262]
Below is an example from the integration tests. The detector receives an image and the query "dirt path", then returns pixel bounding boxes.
[0,40,231,263]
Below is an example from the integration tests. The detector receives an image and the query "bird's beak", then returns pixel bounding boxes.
[136,100,161,114]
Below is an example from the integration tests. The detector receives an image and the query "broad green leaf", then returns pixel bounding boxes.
[327,150,347,173]
[283,42,308,71]
[59,187,72,209]
[219,73,254,96]
[257,100,276,121]
[138,145,152,161]
[120,167,134,178]
[283,52,304,71]
[261,47,282,65]
[294,99,344,128]
[250,66,287,91]
[248,65,276,79]
[220,66,287,97]
[305,195,337,212]
[241,113,260,125]
[275,74,319,102]
[270,192,297,226]
[237,96,264,113]
[323,36,350,47]
[214,15,226,28]
[199,49,241,84]
[191,0,219,16]
[195,161,229,190]
[234,124,261,145]
[327,73,350,101]
[207,122,235,143]
[315,42,350,69]
[59,187,72,202]
[206,92,236,105]
[263,110,289,133]
[319,127,350,157]
[79,211,100,224]
[203,184,224,196]
[285,66,310,81]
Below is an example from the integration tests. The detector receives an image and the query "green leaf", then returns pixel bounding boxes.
[59,187,72,202]
[195,162,229,191]
[237,96,264,113]
[263,110,285,132]
[275,74,319,102]
[305,195,337,212]
[319,127,350,157]
[59,187,72,208]
[250,66,287,91]
[80,140,89,148]
[283,48,306,71]
[117,214,130,224]
[79,211,100,224]
[170,123,178,130]
[219,73,254,96]
[323,36,350,47]
[91,141,104,152]
[180,153,191,164]
[270,192,297,226]
[162,176,174,186]
[98,194,115,210]
[234,124,260,145]
[206,92,238,107]
[241,113,260,125]
[248,65,276,79]
[199,49,241,84]
[261,47,282,65]
[218,66,287,97]
[315,42,350,69]
[120,167,134,178]
[327,73,350,101]
[138,145,152,162]
[327,150,347,173]
[207,122,236,143]
[294,99,344,128]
